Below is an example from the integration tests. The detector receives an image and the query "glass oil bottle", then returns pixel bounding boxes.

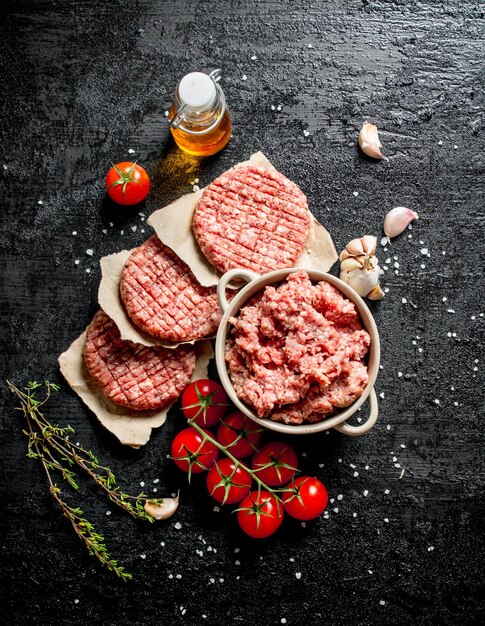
[168,69,232,157]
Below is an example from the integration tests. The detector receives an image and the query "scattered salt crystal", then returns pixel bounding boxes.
[176,574,182,579]
[363,490,369,496]
[420,248,428,255]
[308,43,313,48]
[353,471,359,477]
[398,372,403,378]
[420,264,426,269]
[401,297,407,304]
[434,399,441,405]
[74,599,79,604]
[109,222,114,227]
[140,554,146,559]
[337,494,343,500]
[379,392,385,399]
[384,518,389,523]
[380,600,386,606]
[86,249,93,256]
[235,560,240,566]
[242,74,247,81]
[352,512,357,517]
[131,225,137,232]
[120,230,124,235]
[303,130,310,137]
[193,184,200,192]
[234,547,240,553]
[333,508,339,513]
[384,287,390,293]
[140,481,145,487]
[295,572,302,579]
[72,231,77,236]
[392,456,398,462]
[106,510,111,516]
[353,191,359,197]
[428,546,434,552]
[418,347,423,353]
[153,488,157,493]
[365,465,369,470]
[38,200,43,205]
[447,309,455,314]
[281,619,287,625]
[318,463,324,468]
[277,105,282,111]
[453,144,458,149]
[338,458,342,463]
[401,444,406,449]
[289,557,294,562]
[85,268,91,274]
[384,489,390,495]
[74,260,80,265]
[438,140,443,146]
[271,105,275,111]
[213,506,220,513]
[141,229,145,233]
[394,463,401,468]
[251,54,257,60]
[128,148,135,154]
[369,570,373,574]
[394,261,400,268]
[387,424,391,431]
[350,463,356,469]
[174,522,182,530]
[102,229,107,234]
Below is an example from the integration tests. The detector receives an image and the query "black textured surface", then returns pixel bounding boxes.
[1,1,485,624]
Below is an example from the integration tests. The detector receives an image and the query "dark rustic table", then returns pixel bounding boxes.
[1,1,484,624]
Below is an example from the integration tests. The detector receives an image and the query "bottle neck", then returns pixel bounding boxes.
[170,84,227,136]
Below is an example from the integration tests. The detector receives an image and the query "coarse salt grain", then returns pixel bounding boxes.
[74,599,79,604]
[140,554,146,559]
[352,512,357,517]
[384,489,390,494]
[420,248,428,255]
[74,260,80,265]
[106,510,111,516]
[353,191,359,197]
[379,392,385,399]
[295,572,302,579]
[428,546,434,552]
[86,249,93,256]
[174,522,182,530]
[363,490,369,496]
[85,268,91,274]
[380,600,386,606]
[353,471,359,477]
[242,74,247,81]
[303,130,310,137]
[128,148,135,154]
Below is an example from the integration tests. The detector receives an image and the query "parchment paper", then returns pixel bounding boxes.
[147,151,338,287]
[58,334,213,448]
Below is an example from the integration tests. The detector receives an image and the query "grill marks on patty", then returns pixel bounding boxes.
[120,235,223,342]
[193,165,311,274]
[84,310,196,411]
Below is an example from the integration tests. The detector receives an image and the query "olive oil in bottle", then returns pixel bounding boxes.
[168,70,232,157]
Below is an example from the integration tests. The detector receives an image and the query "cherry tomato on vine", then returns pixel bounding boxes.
[282,476,328,521]
[206,458,252,505]
[181,379,229,427]
[171,427,218,478]
[236,490,284,539]
[251,441,299,487]
[106,161,150,205]
[216,411,262,459]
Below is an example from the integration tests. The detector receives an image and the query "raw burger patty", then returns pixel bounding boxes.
[120,234,223,342]
[193,164,311,274]
[84,309,196,411]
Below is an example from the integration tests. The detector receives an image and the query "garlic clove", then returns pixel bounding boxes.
[144,494,179,520]
[367,284,385,300]
[340,267,380,297]
[340,257,364,272]
[343,237,365,257]
[358,122,389,161]
[361,235,377,255]
[384,206,419,238]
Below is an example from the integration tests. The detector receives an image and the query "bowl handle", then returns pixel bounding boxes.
[333,388,378,437]
[217,269,260,313]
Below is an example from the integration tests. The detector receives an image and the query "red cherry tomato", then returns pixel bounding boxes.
[171,427,218,477]
[236,490,284,539]
[106,161,150,205]
[251,441,299,487]
[282,476,328,520]
[216,411,263,458]
[206,458,252,505]
[181,379,229,427]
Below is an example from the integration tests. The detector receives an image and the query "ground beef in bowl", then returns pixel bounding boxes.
[225,271,371,425]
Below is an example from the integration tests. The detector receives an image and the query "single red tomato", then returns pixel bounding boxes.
[216,411,263,458]
[236,490,284,539]
[171,427,218,478]
[181,379,229,427]
[251,441,299,487]
[282,476,328,520]
[106,161,150,205]
[206,458,252,505]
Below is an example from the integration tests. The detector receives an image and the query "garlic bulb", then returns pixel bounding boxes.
[384,206,419,238]
[144,494,179,520]
[358,122,388,161]
[339,236,384,299]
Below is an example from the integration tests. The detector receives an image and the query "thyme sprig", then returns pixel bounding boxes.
[7,380,166,580]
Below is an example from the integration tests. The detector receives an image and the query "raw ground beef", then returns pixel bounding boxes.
[193,164,311,274]
[225,271,370,424]
[84,310,195,411]
[120,234,223,342]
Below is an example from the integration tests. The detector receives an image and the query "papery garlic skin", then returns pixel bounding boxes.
[384,207,419,238]
[339,235,384,299]
[358,122,388,161]
[144,495,179,520]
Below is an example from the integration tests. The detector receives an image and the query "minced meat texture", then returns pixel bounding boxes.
[193,164,311,274]
[120,234,224,342]
[84,309,195,411]
[225,271,370,424]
